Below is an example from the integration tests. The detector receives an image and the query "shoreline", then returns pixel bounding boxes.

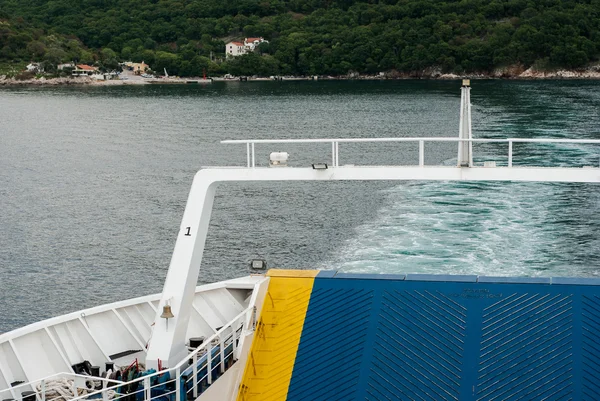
[2,67,600,87]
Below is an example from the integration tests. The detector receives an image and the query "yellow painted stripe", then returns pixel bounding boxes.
[237,270,316,401]
[267,269,320,278]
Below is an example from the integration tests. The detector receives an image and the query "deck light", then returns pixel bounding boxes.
[312,163,328,170]
[250,259,267,270]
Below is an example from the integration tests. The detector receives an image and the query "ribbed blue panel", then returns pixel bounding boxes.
[582,295,600,400]
[286,287,374,401]
[476,293,574,400]
[368,290,466,400]
[287,275,600,401]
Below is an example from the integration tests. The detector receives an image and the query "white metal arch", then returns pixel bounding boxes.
[146,164,600,368]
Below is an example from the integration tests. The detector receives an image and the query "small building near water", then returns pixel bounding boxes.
[26,63,41,72]
[226,37,269,58]
[57,63,75,70]
[73,64,98,76]
[226,42,246,58]
[244,37,267,50]
[123,61,150,74]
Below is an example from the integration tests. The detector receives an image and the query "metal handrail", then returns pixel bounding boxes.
[221,137,600,168]
[1,306,255,401]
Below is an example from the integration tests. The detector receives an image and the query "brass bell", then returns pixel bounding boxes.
[160,305,175,319]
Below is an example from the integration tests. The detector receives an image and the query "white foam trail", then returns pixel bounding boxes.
[320,181,598,277]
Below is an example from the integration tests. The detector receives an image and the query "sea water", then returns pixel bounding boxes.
[0,80,599,333]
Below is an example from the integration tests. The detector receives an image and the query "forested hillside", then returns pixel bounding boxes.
[1,0,599,76]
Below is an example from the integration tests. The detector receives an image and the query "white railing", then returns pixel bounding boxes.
[221,137,600,168]
[1,306,255,401]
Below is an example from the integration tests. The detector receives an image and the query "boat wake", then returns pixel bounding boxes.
[323,180,600,277]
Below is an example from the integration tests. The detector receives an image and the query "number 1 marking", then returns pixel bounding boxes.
[185,227,191,236]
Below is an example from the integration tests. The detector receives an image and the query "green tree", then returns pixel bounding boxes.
[154,51,180,75]
[26,41,47,59]
[100,48,119,70]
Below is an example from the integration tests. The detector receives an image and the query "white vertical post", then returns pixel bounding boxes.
[331,142,335,167]
[251,143,255,168]
[468,94,473,167]
[102,380,109,401]
[458,87,464,166]
[246,143,250,168]
[143,377,150,401]
[219,336,225,373]
[41,380,45,401]
[207,345,212,385]
[508,141,513,167]
[192,353,198,398]
[232,324,237,359]
[175,367,181,401]
[458,80,472,167]
[419,140,425,167]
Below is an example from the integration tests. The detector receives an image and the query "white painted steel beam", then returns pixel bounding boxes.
[145,165,600,369]
[76,317,112,363]
[146,177,217,368]
[111,309,146,350]
[7,340,29,383]
[0,361,16,399]
[43,328,73,371]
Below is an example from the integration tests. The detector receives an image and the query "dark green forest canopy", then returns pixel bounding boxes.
[1,0,599,76]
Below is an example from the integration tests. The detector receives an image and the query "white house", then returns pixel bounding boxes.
[225,41,246,58]
[57,63,75,70]
[72,64,98,76]
[244,37,268,51]
[226,38,269,58]
[26,63,41,72]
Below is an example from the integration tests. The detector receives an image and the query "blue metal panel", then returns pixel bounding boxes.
[334,273,406,280]
[581,295,600,400]
[405,273,478,282]
[287,273,600,401]
[286,286,375,401]
[368,288,466,400]
[477,276,551,284]
[552,277,600,285]
[474,292,573,400]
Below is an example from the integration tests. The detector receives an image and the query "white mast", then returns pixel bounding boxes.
[458,79,472,167]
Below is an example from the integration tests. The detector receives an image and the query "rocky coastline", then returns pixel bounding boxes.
[427,64,600,80]
[2,65,600,86]
[0,75,148,86]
